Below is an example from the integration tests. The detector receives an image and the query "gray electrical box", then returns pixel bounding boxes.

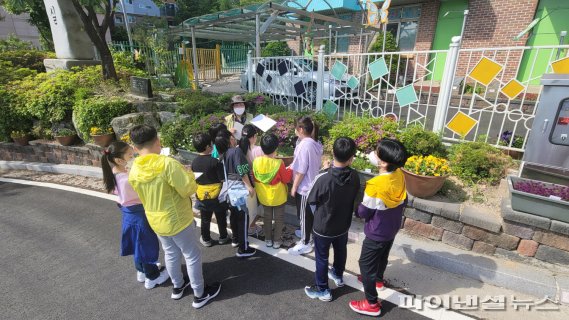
[522,74,569,182]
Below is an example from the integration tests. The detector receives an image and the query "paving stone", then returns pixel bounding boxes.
[459,205,501,233]
[535,245,569,265]
[472,241,496,255]
[550,220,569,237]
[403,219,444,241]
[432,216,463,234]
[517,239,539,257]
[533,230,569,252]
[502,220,535,239]
[462,226,520,250]
[495,247,532,264]
[412,198,442,215]
[403,208,432,224]
[442,230,473,251]
[501,198,551,229]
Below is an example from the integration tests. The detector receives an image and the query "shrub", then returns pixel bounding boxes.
[0,60,36,85]
[327,115,399,153]
[160,112,226,152]
[398,125,446,157]
[0,88,33,141]
[0,50,55,72]
[74,97,134,140]
[262,42,291,57]
[448,141,511,184]
[176,90,224,116]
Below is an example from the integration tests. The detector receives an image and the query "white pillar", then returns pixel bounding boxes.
[433,36,461,132]
[247,50,253,93]
[315,45,326,111]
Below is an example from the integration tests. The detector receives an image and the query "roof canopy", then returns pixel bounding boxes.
[169,1,381,43]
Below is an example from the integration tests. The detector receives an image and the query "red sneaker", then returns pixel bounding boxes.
[357,275,384,289]
[349,299,381,317]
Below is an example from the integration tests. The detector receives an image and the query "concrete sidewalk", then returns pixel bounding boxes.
[3,160,569,316]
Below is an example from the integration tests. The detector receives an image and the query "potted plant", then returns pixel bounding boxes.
[508,176,569,223]
[10,130,31,146]
[54,128,77,146]
[90,127,115,147]
[402,155,451,198]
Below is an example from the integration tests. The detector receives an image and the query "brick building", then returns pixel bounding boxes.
[288,0,568,83]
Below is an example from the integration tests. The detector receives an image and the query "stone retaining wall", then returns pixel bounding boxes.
[401,196,569,266]
[0,140,103,167]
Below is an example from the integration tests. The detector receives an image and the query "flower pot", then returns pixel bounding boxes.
[508,176,569,223]
[55,135,77,146]
[12,136,30,146]
[276,156,294,167]
[91,133,114,148]
[401,168,447,198]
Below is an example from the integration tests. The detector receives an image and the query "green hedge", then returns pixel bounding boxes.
[73,97,135,140]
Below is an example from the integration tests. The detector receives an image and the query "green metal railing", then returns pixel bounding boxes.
[220,43,250,74]
[109,41,181,77]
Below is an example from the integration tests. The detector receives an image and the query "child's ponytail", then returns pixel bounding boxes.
[297,116,319,141]
[101,141,130,194]
[239,124,257,155]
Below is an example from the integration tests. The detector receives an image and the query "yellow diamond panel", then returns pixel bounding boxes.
[469,57,502,86]
[501,79,525,100]
[552,56,569,74]
[446,112,478,137]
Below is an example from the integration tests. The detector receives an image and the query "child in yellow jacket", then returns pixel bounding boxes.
[252,133,293,249]
[128,125,221,308]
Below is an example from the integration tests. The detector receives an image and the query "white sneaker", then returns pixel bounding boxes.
[137,262,161,283]
[144,269,170,289]
[273,241,282,249]
[265,240,273,247]
[294,229,302,238]
[287,242,313,256]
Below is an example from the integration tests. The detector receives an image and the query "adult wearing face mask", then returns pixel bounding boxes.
[225,95,253,139]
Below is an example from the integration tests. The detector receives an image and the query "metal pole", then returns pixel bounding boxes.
[382,23,387,52]
[190,26,200,89]
[557,31,567,59]
[433,36,461,133]
[315,45,325,111]
[247,50,253,93]
[459,10,469,46]
[255,14,261,57]
[119,0,134,51]
[328,25,332,54]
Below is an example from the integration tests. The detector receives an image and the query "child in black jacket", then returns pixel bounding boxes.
[304,137,360,302]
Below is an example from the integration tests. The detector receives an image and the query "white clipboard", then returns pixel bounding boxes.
[251,114,277,132]
[233,122,244,140]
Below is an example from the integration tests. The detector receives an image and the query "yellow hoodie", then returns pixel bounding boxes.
[128,154,196,236]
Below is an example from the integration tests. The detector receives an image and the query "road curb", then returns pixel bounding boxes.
[2,160,568,303]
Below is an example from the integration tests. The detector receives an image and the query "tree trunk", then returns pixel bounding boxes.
[70,0,118,81]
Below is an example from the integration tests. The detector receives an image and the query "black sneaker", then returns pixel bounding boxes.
[235,247,256,258]
[171,279,191,300]
[192,282,221,309]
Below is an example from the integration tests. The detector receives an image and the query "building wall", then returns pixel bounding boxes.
[0,8,41,48]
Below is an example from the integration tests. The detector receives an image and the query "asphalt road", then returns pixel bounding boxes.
[0,182,429,320]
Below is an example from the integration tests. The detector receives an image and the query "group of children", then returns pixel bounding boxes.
[101,109,409,317]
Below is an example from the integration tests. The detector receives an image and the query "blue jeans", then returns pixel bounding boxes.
[314,233,348,290]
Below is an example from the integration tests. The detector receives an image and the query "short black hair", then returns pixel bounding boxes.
[333,137,356,163]
[193,132,211,152]
[129,125,158,149]
[214,129,231,155]
[209,123,227,139]
[260,133,279,155]
[376,138,408,172]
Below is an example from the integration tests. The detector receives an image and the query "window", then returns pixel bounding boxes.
[335,13,353,53]
[115,16,124,24]
[127,15,135,23]
[385,5,421,51]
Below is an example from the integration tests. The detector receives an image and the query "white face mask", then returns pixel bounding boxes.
[234,107,245,116]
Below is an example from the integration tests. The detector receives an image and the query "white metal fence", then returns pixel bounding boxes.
[246,38,569,152]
